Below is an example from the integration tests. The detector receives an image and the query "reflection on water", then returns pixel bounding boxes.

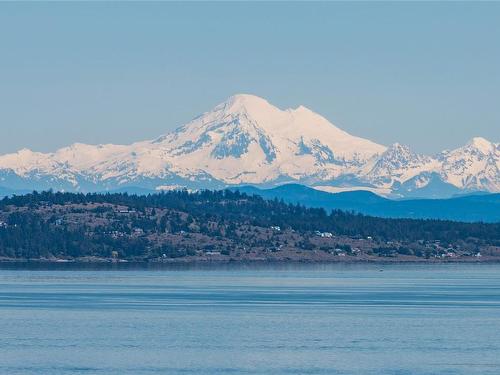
[1,263,500,375]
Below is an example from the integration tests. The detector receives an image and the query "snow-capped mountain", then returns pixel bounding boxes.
[374,137,500,198]
[0,94,498,198]
[361,143,438,187]
[439,137,500,192]
[152,94,385,185]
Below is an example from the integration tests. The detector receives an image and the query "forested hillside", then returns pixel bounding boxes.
[0,190,498,262]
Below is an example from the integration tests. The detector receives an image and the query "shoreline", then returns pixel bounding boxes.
[1,256,499,268]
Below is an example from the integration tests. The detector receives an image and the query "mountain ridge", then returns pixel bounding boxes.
[234,184,500,223]
[0,94,498,198]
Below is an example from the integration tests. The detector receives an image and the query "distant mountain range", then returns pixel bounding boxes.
[2,182,496,223]
[0,94,498,198]
[235,184,500,223]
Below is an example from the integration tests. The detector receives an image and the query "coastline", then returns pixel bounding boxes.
[1,255,498,268]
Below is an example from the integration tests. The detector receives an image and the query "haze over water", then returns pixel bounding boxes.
[1,263,500,375]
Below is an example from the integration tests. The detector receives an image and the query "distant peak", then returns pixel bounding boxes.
[386,143,411,152]
[209,94,284,124]
[469,136,490,145]
[390,142,405,148]
[227,93,266,102]
[222,94,273,110]
[17,148,36,155]
[292,105,313,113]
[467,137,493,152]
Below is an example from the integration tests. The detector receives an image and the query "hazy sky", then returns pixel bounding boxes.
[1,2,499,154]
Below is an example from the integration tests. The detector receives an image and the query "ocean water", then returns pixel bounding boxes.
[1,263,500,375]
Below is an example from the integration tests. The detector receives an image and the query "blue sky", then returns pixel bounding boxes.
[0,2,498,154]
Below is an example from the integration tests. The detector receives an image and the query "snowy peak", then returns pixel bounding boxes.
[0,94,497,198]
[362,143,435,187]
[216,94,276,114]
[440,136,498,165]
[438,136,499,192]
[0,148,55,175]
[379,143,422,166]
[466,136,496,154]
[204,94,288,136]
[441,137,498,161]
[194,94,357,141]
[150,94,386,184]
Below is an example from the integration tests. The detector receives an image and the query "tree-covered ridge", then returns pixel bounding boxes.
[0,190,498,261]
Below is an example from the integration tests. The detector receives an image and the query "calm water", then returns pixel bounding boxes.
[1,263,500,375]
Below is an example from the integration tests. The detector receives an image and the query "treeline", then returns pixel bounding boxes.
[2,189,499,241]
[0,210,149,259]
[0,190,498,259]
